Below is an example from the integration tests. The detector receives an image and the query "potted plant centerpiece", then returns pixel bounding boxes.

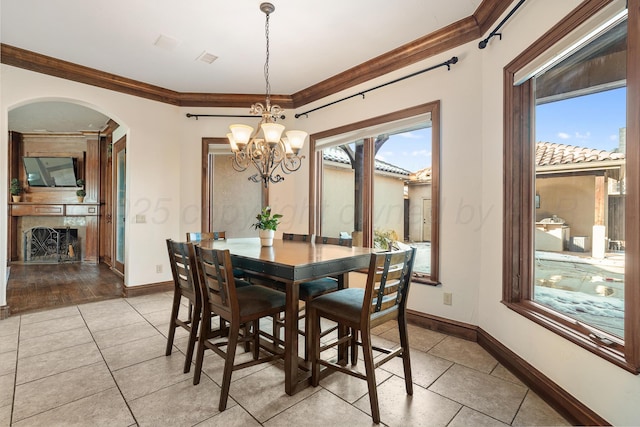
[252,206,282,247]
[10,178,23,202]
[76,179,86,202]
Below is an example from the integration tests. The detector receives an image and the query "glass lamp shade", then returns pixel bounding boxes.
[229,124,254,146]
[261,122,285,145]
[285,130,308,152]
[227,133,239,152]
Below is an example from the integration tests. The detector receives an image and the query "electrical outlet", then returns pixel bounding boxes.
[136,214,146,223]
[156,264,163,274]
[443,292,452,305]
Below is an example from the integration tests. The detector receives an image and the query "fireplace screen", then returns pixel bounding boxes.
[23,227,80,263]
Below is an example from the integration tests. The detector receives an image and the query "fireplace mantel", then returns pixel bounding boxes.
[10,202,99,217]
[9,202,100,263]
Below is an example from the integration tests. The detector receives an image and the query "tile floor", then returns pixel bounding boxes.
[0,292,572,426]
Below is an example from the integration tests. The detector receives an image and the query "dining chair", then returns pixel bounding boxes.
[309,246,416,424]
[193,245,286,411]
[282,232,314,242]
[165,239,202,374]
[186,230,245,280]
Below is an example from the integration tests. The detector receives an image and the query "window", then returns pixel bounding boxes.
[504,1,640,371]
[310,102,440,284]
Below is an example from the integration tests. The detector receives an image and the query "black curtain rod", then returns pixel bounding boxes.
[185,113,286,120]
[295,56,459,119]
[478,0,526,49]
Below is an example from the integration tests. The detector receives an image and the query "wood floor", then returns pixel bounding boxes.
[6,262,124,315]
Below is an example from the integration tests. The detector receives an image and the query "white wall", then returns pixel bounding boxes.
[1,1,639,423]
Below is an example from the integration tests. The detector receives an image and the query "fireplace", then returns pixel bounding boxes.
[23,226,80,263]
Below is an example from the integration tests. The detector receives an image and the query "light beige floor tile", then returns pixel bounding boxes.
[195,403,261,427]
[0,404,10,427]
[0,351,17,376]
[429,364,527,424]
[77,299,134,318]
[20,305,79,325]
[0,316,20,339]
[92,320,161,350]
[157,322,191,340]
[12,362,114,422]
[353,375,461,426]
[371,320,396,335]
[18,325,92,359]
[379,324,448,353]
[0,374,14,408]
[12,387,134,427]
[228,363,318,423]
[318,361,393,404]
[142,304,189,327]
[265,388,375,427]
[112,353,192,401]
[82,309,147,333]
[17,341,102,384]
[381,348,453,389]
[126,293,173,308]
[513,391,571,426]
[449,406,509,427]
[101,333,168,371]
[19,314,86,340]
[428,336,498,373]
[129,376,226,427]
[197,347,276,386]
[127,297,174,315]
[0,333,17,355]
[491,363,524,386]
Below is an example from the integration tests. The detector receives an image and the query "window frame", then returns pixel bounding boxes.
[309,101,440,285]
[503,0,640,372]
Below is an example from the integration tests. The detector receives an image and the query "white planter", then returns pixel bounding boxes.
[259,229,275,247]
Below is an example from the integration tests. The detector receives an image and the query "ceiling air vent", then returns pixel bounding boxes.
[196,51,218,64]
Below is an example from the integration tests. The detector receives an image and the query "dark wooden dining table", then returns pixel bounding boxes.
[198,237,375,395]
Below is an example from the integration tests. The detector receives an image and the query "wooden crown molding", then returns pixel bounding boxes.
[0,0,510,109]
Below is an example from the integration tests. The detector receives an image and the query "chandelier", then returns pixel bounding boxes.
[227,2,307,188]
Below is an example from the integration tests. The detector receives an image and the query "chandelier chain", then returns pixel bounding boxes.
[264,11,271,109]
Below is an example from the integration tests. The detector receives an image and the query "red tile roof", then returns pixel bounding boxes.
[536,142,625,166]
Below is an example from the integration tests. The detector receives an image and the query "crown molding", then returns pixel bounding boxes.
[1,0,510,109]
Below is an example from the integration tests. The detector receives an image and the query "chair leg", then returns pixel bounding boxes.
[350,328,359,366]
[398,315,413,395]
[310,306,321,387]
[183,303,200,373]
[219,322,240,412]
[252,320,260,360]
[165,291,181,356]
[361,329,380,424]
[193,312,210,385]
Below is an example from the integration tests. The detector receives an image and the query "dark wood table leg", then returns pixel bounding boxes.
[284,281,300,395]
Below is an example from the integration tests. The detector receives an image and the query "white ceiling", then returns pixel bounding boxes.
[2,0,483,132]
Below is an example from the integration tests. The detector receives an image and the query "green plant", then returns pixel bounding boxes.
[76,179,86,197]
[373,229,398,250]
[251,206,282,231]
[10,178,23,196]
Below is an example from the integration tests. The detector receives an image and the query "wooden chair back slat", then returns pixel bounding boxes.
[166,239,199,296]
[282,233,313,242]
[315,236,353,247]
[195,246,237,319]
[364,248,416,319]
